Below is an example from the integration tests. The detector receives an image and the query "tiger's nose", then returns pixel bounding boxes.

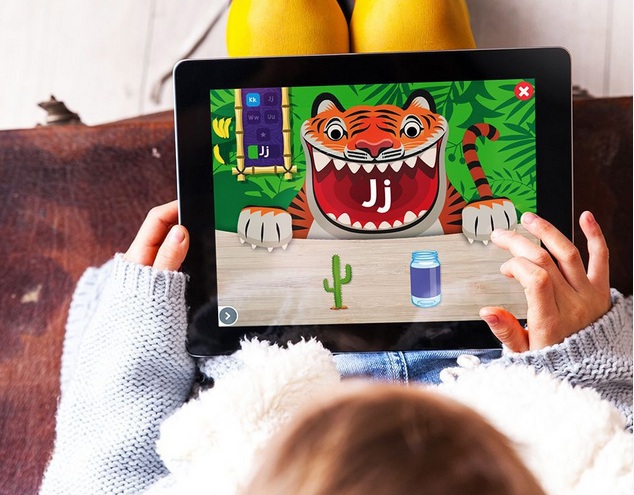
[355,138,394,159]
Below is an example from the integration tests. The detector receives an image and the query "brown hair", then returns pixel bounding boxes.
[244,382,545,495]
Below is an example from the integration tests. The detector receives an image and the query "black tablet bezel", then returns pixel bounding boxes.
[174,48,572,357]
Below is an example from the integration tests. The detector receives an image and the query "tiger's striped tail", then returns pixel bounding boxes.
[462,123,499,200]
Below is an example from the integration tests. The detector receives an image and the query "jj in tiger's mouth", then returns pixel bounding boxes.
[304,140,441,232]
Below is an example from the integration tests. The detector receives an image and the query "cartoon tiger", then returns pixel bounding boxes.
[237,90,517,248]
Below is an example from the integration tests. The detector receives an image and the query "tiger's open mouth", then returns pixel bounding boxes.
[304,141,441,232]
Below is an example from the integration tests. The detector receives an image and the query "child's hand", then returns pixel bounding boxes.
[479,211,611,352]
[124,201,189,271]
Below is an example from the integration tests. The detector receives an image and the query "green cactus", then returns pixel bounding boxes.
[323,254,352,310]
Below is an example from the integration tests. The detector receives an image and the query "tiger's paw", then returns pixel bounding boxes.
[237,207,293,251]
[462,198,517,245]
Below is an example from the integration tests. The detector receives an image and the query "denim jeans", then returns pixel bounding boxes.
[334,349,502,385]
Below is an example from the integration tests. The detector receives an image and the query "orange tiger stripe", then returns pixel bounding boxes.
[287,187,314,239]
[462,123,499,200]
[438,184,465,234]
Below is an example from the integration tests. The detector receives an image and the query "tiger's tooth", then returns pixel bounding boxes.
[282,243,288,250]
[333,158,346,171]
[379,221,392,230]
[327,213,336,220]
[347,162,361,174]
[239,238,245,244]
[404,156,418,168]
[377,162,389,173]
[337,213,351,225]
[363,222,377,230]
[393,220,403,227]
[313,151,332,172]
[390,162,403,173]
[421,146,437,168]
[352,221,362,228]
[404,211,417,223]
[362,163,374,173]
[417,209,428,218]
[267,247,273,252]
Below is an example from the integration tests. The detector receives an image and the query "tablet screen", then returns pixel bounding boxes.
[176,50,571,355]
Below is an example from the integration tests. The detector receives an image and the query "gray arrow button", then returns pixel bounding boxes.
[218,306,238,326]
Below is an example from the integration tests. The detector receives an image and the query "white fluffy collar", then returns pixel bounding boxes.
[150,339,632,495]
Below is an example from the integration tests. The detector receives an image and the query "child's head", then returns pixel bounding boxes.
[244,382,545,495]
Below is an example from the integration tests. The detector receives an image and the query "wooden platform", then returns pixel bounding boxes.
[217,228,534,326]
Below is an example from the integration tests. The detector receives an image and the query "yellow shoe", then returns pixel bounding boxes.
[351,0,476,52]
[227,0,350,57]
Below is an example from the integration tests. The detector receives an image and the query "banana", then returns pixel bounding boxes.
[213,144,225,164]
[223,117,232,138]
[212,118,222,138]
[212,117,233,139]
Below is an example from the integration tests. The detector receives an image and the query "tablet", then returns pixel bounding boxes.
[174,48,572,357]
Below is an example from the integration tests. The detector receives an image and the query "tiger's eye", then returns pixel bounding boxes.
[403,121,422,138]
[401,116,423,138]
[325,119,347,141]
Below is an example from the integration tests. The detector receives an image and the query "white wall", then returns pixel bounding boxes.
[0,0,229,130]
[0,0,631,130]
[466,0,633,97]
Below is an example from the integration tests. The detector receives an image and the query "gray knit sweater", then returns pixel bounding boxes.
[39,255,633,494]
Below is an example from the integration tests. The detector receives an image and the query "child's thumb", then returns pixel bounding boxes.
[479,307,529,353]
[153,225,189,271]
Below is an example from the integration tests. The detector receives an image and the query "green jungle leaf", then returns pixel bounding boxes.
[516,154,536,170]
[516,104,536,126]
[364,84,391,102]
[506,100,533,121]
[504,144,535,163]
[494,95,519,112]
[499,139,533,152]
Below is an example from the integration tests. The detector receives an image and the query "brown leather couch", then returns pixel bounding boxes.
[0,98,631,494]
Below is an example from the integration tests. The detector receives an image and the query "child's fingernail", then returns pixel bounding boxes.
[480,312,499,326]
[168,226,185,244]
[521,212,538,225]
[491,228,504,239]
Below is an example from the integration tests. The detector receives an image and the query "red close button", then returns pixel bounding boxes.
[515,81,534,101]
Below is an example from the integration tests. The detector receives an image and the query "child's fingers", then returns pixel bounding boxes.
[519,212,588,292]
[499,256,559,317]
[579,211,610,293]
[479,307,529,352]
[490,228,566,288]
[125,201,179,266]
[153,225,189,271]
